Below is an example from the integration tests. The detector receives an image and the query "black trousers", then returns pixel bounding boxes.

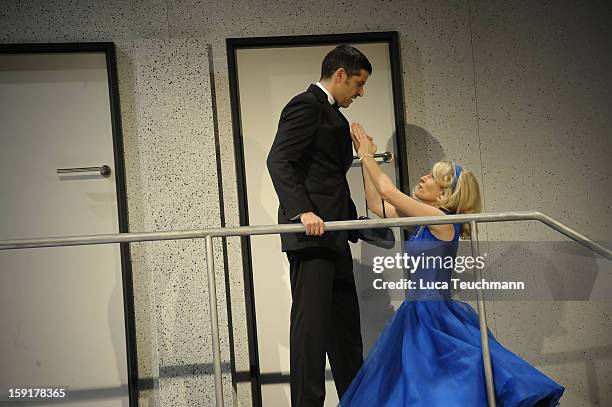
[287,247,363,407]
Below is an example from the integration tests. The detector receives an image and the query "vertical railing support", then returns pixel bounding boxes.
[470,221,496,407]
[205,235,224,407]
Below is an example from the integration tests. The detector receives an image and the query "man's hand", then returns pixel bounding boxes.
[300,211,324,236]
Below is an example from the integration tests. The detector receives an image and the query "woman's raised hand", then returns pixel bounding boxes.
[351,123,377,157]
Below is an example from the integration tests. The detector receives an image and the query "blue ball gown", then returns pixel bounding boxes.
[340,224,564,406]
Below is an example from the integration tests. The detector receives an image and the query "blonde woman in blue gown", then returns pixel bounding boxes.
[341,123,564,406]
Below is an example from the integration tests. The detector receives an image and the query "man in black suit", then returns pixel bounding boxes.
[266,45,372,407]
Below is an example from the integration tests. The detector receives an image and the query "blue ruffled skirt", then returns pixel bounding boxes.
[340,299,564,406]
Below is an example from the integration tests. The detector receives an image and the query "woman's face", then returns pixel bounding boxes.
[415,173,444,204]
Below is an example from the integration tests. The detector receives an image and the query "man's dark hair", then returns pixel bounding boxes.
[320,44,372,80]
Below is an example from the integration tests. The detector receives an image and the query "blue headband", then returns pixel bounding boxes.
[451,163,463,193]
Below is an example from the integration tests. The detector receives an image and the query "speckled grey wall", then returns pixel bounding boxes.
[120,38,233,407]
[470,2,612,405]
[2,0,610,406]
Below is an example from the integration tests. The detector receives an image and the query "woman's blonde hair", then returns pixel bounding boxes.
[428,161,482,239]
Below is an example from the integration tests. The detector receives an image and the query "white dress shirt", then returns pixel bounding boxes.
[316,81,336,105]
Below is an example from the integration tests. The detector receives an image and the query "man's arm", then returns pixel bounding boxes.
[267,95,326,236]
[266,95,318,219]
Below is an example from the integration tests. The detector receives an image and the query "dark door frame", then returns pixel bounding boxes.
[226,31,410,406]
[0,42,137,407]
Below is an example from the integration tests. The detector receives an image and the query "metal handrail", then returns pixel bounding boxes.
[1,211,610,407]
[1,211,610,256]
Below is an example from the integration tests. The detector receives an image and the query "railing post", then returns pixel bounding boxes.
[470,221,496,407]
[205,235,224,407]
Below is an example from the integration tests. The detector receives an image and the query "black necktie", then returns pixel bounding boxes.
[332,103,340,111]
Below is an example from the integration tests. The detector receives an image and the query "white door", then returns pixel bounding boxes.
[0,52,130,406]
[236,42,405,407]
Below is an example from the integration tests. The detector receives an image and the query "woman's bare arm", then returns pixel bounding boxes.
[352,123,454,240]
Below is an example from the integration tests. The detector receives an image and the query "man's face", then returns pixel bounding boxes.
[337,69,369,108]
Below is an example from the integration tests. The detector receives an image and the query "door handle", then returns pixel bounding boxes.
[352,152,393,163]
[57,165,112,178]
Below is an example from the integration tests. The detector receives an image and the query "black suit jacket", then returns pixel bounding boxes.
[266,84,359,253]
